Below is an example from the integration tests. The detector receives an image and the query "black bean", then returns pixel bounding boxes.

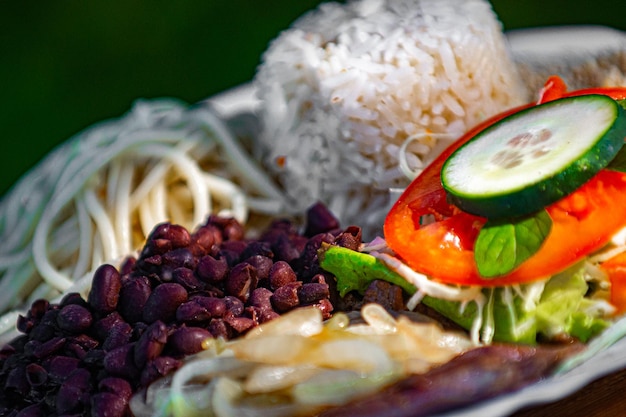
[298,282,330,305]
[248,287,274,311]
[5,366,29,395]
[334,225,362,251]
[260,309,280,324]
[172,267,203,291]
[271,282,302,313]
[243,255,273,282]
[14,402,46,417]
[271,233,303,263]
[55,368,91,414]
[223,296,244,317]
[190,224,222,255]
[240,241,274,260]
[93,312,126,342]
[167,326,212,356]
[33,336,66,359]
[196,296,227,318]
[82,349,106,367]
[297,232,336,279]
[133,321,167,368]
[313,298,334,320]
[223,221,245,240]
[60,292,90,308]
[103,344,139,380]
[304,202,340,237]
[71,334,99,351]
[176,296,226,323]
[98,377,132,402]
[65,339,88,360]
[206,216,244,241]
[102,321,133,351]
[224,315,255,334]
[139,356,181,387]
[163,248,196,270]
[176,299,211,323]
[144,223,191,255]
[28,322,56,342]
[57,304,93,334]
[26,363,48,387]
[90,392,127,417]
[224,263,257,302]
[119,256,137,276]
[142,283,188,324]
[27,299,49,321]
[87,264,121,314]
[269,261,297,290]
[118,276,151,323]
[0,343,16,359]
[45,355,80,382]
[219,240,247,266]
[39,308,59,327]
[16,314,34,334]
[208,318,231,339]
[141,254,162,270]
[196,255,228,283]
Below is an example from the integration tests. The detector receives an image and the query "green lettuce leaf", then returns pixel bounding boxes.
[422,264,609,343]
[535,266,610,342]
[317,244,416,297]
[319,244,609,344]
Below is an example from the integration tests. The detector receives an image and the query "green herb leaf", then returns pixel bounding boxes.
[474,210,552,278]
[317,244,416,297]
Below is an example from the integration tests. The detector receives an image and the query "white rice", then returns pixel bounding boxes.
[254,0,528,237]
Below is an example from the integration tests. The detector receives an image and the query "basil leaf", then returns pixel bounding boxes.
[474,210,552,278]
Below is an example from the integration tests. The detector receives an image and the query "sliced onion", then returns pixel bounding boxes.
[244,365,321,394]
[244,307,323,339]
[292,368,399,406]
[310,338,394,373]
[140,303,473,417]
[228,335,312,365]
[212,377,319,417]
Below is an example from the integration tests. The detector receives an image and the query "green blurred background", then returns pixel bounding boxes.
[1,0,625,197]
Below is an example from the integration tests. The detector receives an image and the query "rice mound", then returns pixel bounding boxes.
[254,0,528,236]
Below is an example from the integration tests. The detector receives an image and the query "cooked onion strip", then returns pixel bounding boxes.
[131,305,471,417]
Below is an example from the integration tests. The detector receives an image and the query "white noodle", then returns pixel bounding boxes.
[84,187,119,267]
[72,196,92,281]
[114,163,134,256]
[106,159,123,210]
[0,99,288,338]
[128,160,171,212]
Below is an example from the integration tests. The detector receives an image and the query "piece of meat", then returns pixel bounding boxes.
[319,343,583,417]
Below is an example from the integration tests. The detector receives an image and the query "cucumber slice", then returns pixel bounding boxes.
[441,95,626,219]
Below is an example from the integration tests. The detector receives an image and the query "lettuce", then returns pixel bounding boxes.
[319,245,609,344]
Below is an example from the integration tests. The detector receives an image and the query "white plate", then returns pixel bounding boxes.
[204,26,626,417]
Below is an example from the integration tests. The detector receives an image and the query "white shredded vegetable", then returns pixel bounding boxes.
[0,99,287,340]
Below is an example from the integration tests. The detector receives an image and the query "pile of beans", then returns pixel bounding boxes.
[0,203,364,417]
